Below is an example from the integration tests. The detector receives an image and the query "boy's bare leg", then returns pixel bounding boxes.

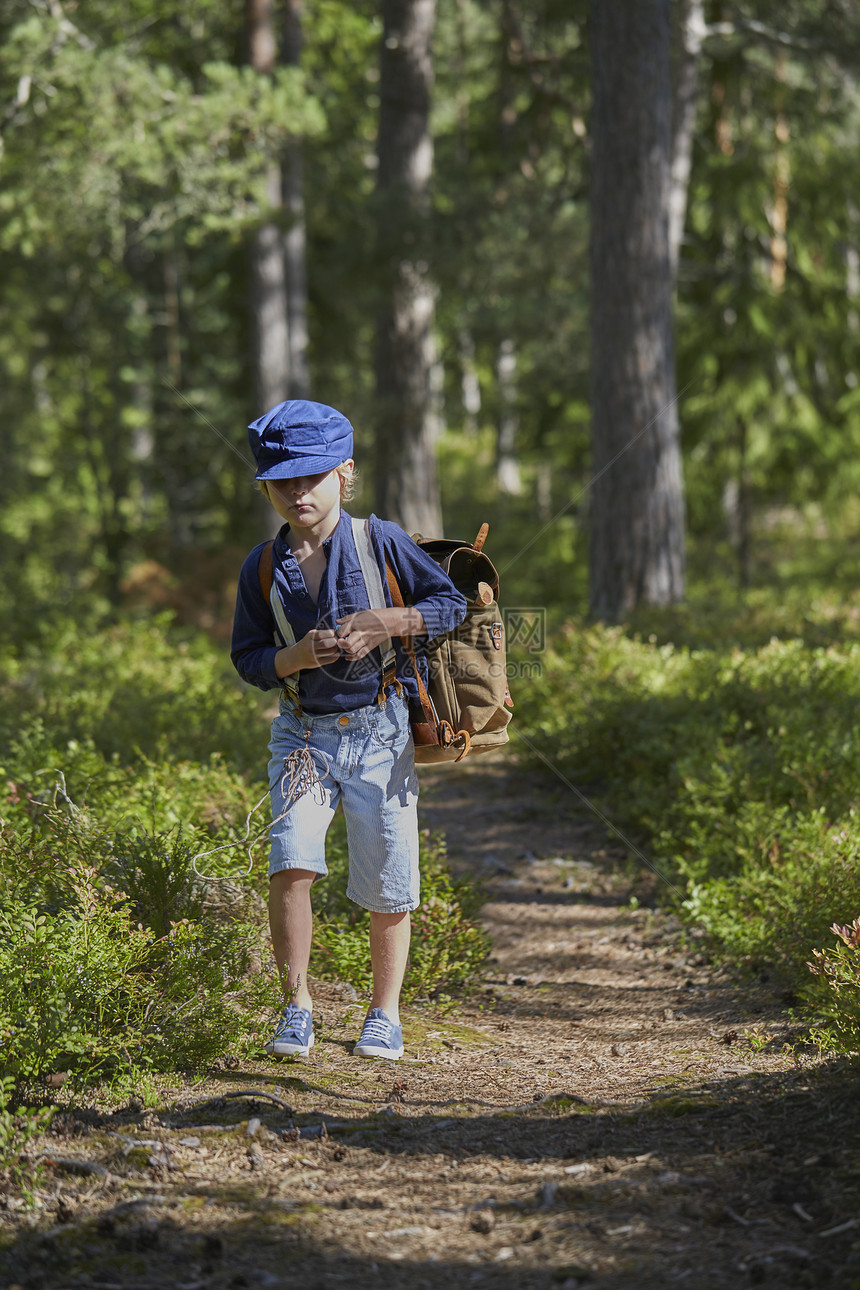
[269,869,316,1011]
[368,911,411,1022]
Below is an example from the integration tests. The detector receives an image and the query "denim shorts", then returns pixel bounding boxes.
[266,692,420,913]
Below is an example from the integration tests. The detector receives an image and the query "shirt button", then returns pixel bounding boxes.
[338,715,349,726]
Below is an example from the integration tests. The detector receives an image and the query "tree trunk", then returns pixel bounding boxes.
[247,0,289,414]
[588,0,686,621]
[374,0,443,537]
[496,338,522,495]
[770,53,789,293]
[282,0,310,399]
[459,327,481,434]
[669,0,705,281]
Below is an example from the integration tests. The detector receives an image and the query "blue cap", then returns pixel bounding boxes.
[248,399,354,481]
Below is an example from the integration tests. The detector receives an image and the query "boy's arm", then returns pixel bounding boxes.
[232,545,352,681]
[377,519,468,642]
[335,521,466,662]
[230,546,282,690]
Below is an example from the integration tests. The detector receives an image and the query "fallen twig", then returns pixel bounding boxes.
[818,1218,857,1238]
[502,1091,592,1114]
[41,1154,111,1179]
[188,1089,295,1114]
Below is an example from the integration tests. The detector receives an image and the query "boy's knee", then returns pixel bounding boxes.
[270,867,318,889]
[368,909,411,924]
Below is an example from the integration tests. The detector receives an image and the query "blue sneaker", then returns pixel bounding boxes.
[265,1005,314,1057]
[353,1008,403,1060]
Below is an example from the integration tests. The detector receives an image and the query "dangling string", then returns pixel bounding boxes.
[191,731,331,882]
[279,741,329,807]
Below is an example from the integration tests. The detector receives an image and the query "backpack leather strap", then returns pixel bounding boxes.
[384,562,450,748]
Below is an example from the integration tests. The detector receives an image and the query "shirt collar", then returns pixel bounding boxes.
[276,509,350,561]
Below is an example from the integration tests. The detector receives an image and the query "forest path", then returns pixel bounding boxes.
[6,757,860,1289]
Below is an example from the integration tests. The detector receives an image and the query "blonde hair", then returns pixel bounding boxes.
[337,461,357,501]
[258,461,357,503]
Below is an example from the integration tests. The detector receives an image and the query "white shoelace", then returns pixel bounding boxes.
[360,1016,394,1043]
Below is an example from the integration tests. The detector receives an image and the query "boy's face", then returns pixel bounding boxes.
[265,463,352,532]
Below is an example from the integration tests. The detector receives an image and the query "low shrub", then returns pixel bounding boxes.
[515,618,860,1001]
[0,857,267,1092]
[0,1075,53,1207]
[0,616,265,773]
[805,918,860,1057]
[0,618,493,1091]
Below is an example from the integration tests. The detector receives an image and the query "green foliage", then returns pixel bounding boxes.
[516,584,860,1009]
[0,870,264,1089]
[1,26,324,247]
[0,626,279,1091]
[0,615,264,770]
[0,617,491,1093]
[0,2,324,626]
[679,3,860,543]
[0,1074,53,1208]
[805,918,860,1058]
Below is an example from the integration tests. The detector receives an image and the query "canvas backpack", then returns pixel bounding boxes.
[381,524,513,763]
[256,518,513,763]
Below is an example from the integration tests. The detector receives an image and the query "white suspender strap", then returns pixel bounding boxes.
[268,579,301,709]
[351,516,396,674]
[270,587,297,651]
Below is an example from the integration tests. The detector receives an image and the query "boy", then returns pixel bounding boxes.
[231,399,466,1061]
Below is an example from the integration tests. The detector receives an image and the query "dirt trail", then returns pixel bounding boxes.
[5,757,860,1289]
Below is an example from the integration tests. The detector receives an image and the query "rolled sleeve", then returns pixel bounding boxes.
[231,545,282,691]
[373,519,467,643]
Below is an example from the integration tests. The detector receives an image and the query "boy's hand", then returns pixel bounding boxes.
[276,629,341,678]
[335,610,391,660]
[299,628,343,668]
[336,607,426,659]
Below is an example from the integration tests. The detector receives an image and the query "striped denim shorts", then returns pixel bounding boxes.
[266,691,420,913]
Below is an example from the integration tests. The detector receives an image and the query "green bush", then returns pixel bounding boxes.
[0,1074,53,1207]
[0,857,266,1091]
[0,617,493,1089]
[0,616,265,773]
[516,618,860,998]
[805,918,860,1057]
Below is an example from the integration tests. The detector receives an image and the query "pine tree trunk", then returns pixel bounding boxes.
[374,0,443,537]
[283,0,310,399]
[247,0,289,414]
[588,0,686,621]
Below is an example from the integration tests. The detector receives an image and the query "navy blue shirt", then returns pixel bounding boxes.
[231,511,467,714]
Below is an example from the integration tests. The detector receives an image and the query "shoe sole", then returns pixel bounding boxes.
[266,1034,315,1057]
[353,1044,403,1060]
